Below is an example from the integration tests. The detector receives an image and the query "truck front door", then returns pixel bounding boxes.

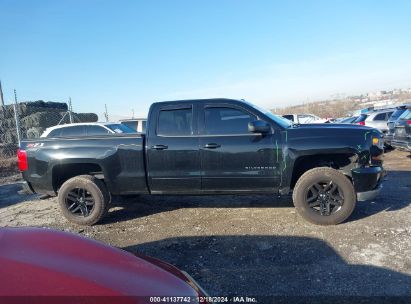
[199,103,280,193]
[146,104,201,194]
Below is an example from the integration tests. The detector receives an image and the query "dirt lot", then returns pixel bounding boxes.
[0,149,410,299]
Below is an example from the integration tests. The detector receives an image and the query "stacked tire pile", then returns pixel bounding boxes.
[0,100,98,144]
[0,101,98,179]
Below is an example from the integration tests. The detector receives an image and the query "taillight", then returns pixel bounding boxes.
[357,121,365,126]
[17,149,28,171]
[407,120,411,125]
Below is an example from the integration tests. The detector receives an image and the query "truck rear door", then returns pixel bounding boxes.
[146,104,201,194]
[199,102,279,193]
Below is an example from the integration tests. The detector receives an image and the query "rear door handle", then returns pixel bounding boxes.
[204,143,221,149]
[151,144,168,150]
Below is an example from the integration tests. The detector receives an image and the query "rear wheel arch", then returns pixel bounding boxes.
[51,163,105,192]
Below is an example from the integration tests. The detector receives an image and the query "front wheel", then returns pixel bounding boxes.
[292,167,356,225]
[58,175,110,226]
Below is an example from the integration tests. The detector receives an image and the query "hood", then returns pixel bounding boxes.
[0,227,200,297]
[291,123,375,131]
[285,124,383,153]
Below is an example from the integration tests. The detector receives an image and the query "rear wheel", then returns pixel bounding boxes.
[292,167,356,225]
[58,175,110,226]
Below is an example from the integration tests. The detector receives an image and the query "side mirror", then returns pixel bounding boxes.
[248,120,270,133]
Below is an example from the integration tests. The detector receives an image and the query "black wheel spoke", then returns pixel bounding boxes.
[309,200,320,207]
[71,205,81,213]
[306,180,344,216]
[307,194,318,203]
[65,187,94,218]
[79,205,88,216]
[323,181,333,192]
[313,183,322,192]
[67,192,78,202]
[329,194,343,206]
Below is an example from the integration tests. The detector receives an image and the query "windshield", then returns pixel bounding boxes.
[105,124,136,134]
[354,114,368,123]
[399,109,411,120]
[243,101,293,128]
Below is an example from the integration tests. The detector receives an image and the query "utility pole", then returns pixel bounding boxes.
[13,89,22,146]
[104,104,109,122]
[68,97,73,123]
[0,80,4,107]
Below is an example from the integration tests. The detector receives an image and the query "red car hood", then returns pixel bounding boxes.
[0,227,200,298]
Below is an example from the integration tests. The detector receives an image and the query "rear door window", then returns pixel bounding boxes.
[157,108,192,136]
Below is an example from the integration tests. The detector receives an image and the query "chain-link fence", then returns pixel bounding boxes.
[0,100,98,182]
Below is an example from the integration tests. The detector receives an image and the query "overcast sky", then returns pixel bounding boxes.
[1,0,411,119]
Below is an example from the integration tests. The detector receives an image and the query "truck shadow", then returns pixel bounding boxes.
[123,235,411,298]
[104,193,293,224]
[348,170,411,222]
[103,170,411,225]
[0,183,39,209]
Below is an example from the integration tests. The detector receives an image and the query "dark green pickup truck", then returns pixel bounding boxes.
[19,99,384,226]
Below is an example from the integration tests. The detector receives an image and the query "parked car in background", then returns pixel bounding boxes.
[335,116,359,124]
[40,122,136,137]
[120,118,147,133]
[353,114,369,126]
[385,104,411,147]
[0,227,208,298]
[282,114,330,124]
[354,110,394,134]
[391,108,411,152]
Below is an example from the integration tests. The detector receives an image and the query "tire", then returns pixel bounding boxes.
[292,167,356,225]
[58,175,110,226]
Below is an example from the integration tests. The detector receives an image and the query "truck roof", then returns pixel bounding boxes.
[153,98,246,106]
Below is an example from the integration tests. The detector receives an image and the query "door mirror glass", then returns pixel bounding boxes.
[248,120,270,133]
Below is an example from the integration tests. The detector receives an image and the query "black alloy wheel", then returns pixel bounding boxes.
[306,181,344,216]
[65,187,95,217]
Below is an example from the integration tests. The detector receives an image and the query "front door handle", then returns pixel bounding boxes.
[204,143,221,149]
[151,144,168,150]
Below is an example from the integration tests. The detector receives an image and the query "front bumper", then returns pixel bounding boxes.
[383,134,393,145]
[357,184,383,201]
[352,166,384,202]
[391,139,411,152]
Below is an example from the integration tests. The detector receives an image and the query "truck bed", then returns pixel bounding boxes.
[21,134,148,195]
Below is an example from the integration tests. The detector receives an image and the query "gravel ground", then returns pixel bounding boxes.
[0,149,410,299]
